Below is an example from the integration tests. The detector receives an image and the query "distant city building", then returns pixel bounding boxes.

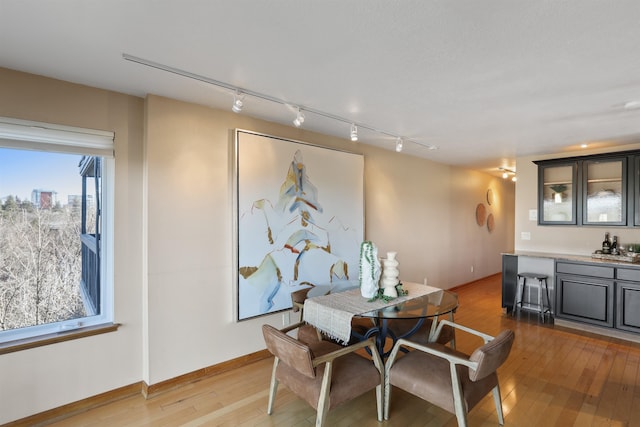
[31,189,58,209]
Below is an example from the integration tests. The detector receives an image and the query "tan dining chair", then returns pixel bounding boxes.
[262,322,384,427]
[291,287,323,343]
[384,320,515,427]
[291,287,374,345]
[387,317,457,348]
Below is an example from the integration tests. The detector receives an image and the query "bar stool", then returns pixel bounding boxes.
[513,272,552,322]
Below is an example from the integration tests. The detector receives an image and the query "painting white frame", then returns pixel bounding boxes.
[233,130,364,321]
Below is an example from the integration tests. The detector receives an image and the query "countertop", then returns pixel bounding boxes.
[502,250,640,267]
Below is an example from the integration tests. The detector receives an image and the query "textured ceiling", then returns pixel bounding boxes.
[1,1,640,175]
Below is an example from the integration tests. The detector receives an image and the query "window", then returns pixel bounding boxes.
[0,117,114,344]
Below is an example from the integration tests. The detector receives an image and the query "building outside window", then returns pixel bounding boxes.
[0,117,114,344]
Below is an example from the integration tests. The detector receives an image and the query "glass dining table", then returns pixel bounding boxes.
[303,281,459,358]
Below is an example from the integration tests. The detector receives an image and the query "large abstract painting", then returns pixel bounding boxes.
[234,130,364,320]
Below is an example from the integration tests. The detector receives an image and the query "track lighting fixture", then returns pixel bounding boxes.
[293,108,305,127]
[499,167,517,182]
[350,124,358,142]
[232,91,244,113]
[395,137,403,152]
[122,53,441,154]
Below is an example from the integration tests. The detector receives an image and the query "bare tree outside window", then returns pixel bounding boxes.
[0,148,92,332]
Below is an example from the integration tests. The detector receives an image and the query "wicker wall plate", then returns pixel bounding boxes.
[476,203,486,226]
[487,213,495,232]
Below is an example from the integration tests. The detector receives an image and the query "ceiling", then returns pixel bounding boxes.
[2,1,640,175]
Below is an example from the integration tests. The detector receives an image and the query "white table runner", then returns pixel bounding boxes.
[303,282,441,344]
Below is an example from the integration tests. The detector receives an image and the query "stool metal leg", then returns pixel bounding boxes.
[537,278,544,323]
[514,273,552,323]
[542,277,552,319]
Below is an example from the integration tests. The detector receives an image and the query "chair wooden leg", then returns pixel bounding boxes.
[267,358,279,415]
[450,364,468,427]
[384,341,403,421]
[383,373,391,420]
[375,383,383,421]
[369,342,385,422]
[448,312,456,349]
[316,361,333,427]
[492,385,505,425]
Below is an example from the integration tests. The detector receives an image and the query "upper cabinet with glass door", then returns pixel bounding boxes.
[583,157,627,226]
[538,161,578,225]
[535,151,635,227]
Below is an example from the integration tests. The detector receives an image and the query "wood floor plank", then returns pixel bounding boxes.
[37,274,640,427]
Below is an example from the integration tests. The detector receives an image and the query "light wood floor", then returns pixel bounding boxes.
[41,275,640,426]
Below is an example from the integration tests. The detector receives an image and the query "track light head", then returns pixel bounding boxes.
[350,123,358,142]
[293,108,305,127]
[123,54,442,157]
[499,166,517,181]
[395,137,403,152]
[232,92,244,113]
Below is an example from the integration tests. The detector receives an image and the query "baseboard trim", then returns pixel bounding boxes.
[142,349,272,398]
[4,382,142,427]
[5,349,272,426]
[450,272,501,291]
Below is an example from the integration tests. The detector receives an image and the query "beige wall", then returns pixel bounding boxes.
[144,95,516,385]
[0,68,145,423]
[0,68,514,423]
[515,144,640,255]
[450,168,515,283]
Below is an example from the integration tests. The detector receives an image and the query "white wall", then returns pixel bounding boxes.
[0,69,514,423]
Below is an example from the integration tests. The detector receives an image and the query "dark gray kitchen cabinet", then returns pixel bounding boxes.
[501,254,518,313]
[537,160,578,225]
[582,157,627,226]
[535,150,636,227]
[555,261,614,328]
[616,267,640,333]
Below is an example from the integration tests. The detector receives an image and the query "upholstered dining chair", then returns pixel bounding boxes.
[291,288,323,344]
[291,287,373,345]
[387,317,457,348]
[384,320,515,427]
[262,322,384,427]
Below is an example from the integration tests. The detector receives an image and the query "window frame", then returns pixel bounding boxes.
[0,117,114,345]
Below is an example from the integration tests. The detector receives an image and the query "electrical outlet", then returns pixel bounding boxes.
[282,312,290,326]
[423,277,428,285]
[471,266,474,273]
[521,231,531,240]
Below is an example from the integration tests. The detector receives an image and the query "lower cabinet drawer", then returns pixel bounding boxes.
[617,268,640,282]
[556,262,614,279]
